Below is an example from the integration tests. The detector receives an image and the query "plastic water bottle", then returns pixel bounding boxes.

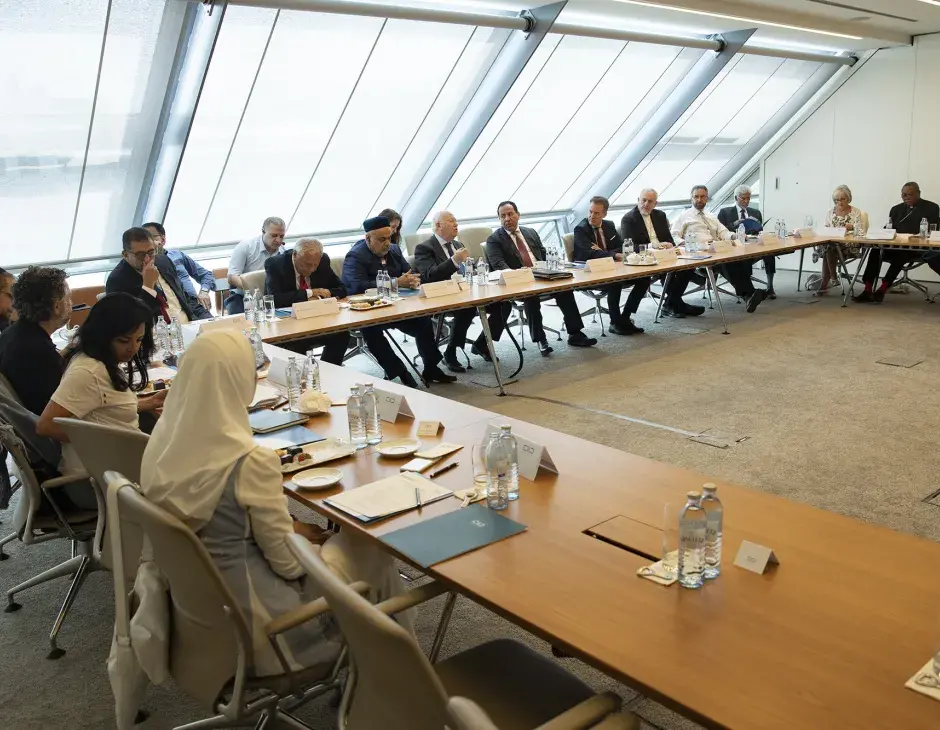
[736,222,746,244]
[247,327,265,369]
[920,217,929,240]
[244,288,255,322]
[153,318,170,358]
[464,258,475,285]
[484,432,508,510]
[476,259,489,286]
[498,425,519,501]
[623,238,633,260]
[361,382,382,445]
[701,483,723,579]
[286,356,302,411]
[302,349,320,392]
[686,232,698,253]
[346,385,367,450]
[167,316,184,356]
[252,290,265,326]
[677,491,707,589]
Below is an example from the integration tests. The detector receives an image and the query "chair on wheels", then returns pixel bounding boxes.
[286,533,637,730]
[889,259,932,300]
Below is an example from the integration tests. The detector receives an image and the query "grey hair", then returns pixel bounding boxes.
[832,184,852,203]
[691,185,708,197]
[639,188,658,199]
[734,185,752,198]
[431,210,454,226]
[262,216,286,231]
[294,238,323,255]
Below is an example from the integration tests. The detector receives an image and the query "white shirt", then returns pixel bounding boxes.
[51,353,140,474]
[504,227,536,267]
[640,213,661,247]
[229,235,277,295]
[434,233,457,257]
[671,207,732,244]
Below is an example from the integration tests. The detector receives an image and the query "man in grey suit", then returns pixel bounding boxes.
[485,201,596,357]
[413,211,510,372]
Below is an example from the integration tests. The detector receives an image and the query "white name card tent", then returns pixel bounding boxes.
[931,231,940,242]
[652,247,678,264]
[373,387,415,423]
[813,226,847,237]
[419,280,461,299]
[710,239,733,254]
[865,229,897,241]
[481,423,558,482]
[733,540,779,575]
[267,357,289,387]
[292,297,339,319]
[584,257,615,273]
[498,268,535,286]
[794,227,815,239]
[182,315,251,346]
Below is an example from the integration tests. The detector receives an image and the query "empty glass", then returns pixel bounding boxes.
[389,276,400,300]
[662,502,680,580]
[263,295,276,322]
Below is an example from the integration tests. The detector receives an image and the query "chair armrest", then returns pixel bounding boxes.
[372,580,449,617]
[265,580,370,636]
[41,471,90,489]
[536,692,623,730]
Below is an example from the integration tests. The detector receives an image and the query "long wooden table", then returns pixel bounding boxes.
[273,349,940,730]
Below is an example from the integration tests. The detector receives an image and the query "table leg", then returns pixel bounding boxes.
[654,272,671,323]
[833,243,852,298]
[705,267,730,335]
[797,248,805,291]
[478,304,507,396]
[429,592,458,663]
[843,247,869,308]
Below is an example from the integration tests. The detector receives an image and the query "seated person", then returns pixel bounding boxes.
[378,207,404,253]
[413,211,511,371]
[263,238,350,365]
[573,195,648,335]
[0,268,14,331]
[143,222,216,314]
[717,185,775,298]
[0,266,72,415]
[817,185,867,296]
[621,188,704,319]
[671,185,767,313]
[342,216,456,387]
[37,293,166,505]
[107,227,211,324]
[226,216,286,314]
[486,201,597,357]
[854,181,940,303]
[139,329,414,676]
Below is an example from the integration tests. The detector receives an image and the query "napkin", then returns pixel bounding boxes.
[298,392,332,415]
[636,557,678,586]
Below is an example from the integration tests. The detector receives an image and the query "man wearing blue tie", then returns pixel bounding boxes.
[413,211,510,372]
[717,185,773,297]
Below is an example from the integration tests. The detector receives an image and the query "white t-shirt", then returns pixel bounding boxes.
[51,353,140,474]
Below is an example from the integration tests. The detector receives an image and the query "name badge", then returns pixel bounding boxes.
[653,247,678,264]
[733,540,779,575]
[584,257,615,273]
[374,388,415,423]
[292,297,339,319]
[419,280,461,299]
[711,239,733,254]
[482,423,558,481]
[498,268,535,286]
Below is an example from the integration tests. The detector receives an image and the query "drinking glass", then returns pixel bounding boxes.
[637,243,648,263]
[389,276,399,300]
[804,215,815,228]
[471,444,488,493]
[662,502,680,580]
[263,295,276,322]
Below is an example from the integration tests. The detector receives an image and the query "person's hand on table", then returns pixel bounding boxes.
[138,388,168,412]
[613,252,623,261]
[398,272,420,289]
[197,290,213,310]
[453,248,470,265]
[590,244,602,251]
[142,260,160,290]
[659,243,675,249]
[307,288,332,299]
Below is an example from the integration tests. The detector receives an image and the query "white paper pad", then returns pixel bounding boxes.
[325,472,453,521]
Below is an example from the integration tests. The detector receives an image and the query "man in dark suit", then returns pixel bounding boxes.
[486,201,596,357]
[717,185,775,298]
[573,196,648,335]
[342,216,456,387]
[413,211,510,372]
[106,227,211,324]
[620,189,705,319]
[263,239,350,364]
[854,181,940,303]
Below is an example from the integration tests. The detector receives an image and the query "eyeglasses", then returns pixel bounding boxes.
[128,249,156,262]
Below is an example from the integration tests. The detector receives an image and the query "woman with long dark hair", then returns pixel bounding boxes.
[378,207,403,249]
[38,293,166,476]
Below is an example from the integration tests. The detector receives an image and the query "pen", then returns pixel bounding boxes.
[414,486,422,508]
[429,461,459,479]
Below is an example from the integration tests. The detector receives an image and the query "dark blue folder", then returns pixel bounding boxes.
[379,504,527,568]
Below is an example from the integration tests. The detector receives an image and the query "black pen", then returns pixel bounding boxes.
[429,461,459,478]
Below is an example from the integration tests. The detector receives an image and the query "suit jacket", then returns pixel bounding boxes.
[888,199,940,234]
[105,256,209,322]
[620,207,674,251]
[572,218,623,262]
[341,239,413,295]
[264,251,346,309]
[413,235,465,283]
[717,205,763,231]
[484,227,546,271]
[0,319,63,416]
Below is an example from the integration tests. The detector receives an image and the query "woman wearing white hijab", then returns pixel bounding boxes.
[140,329,412,676]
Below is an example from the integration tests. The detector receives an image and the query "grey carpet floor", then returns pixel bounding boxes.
[1,271,938,729]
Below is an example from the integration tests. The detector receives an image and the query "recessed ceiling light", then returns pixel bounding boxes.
[610,0,864,40]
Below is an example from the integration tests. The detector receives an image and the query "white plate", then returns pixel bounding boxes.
[279,439,358,474]
[292,468,343,490]
[375,438,421,457]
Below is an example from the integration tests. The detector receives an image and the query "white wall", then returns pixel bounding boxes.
[762,34,940,280]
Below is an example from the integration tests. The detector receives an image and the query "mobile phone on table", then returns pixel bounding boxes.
[400,457,436,473]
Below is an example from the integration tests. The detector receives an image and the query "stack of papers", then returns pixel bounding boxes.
[325,472,453,523]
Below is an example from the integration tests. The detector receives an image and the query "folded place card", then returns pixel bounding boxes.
[794,227,815,239]
[419,280,461,299]
[652,247,678,264]
[482,423,557,481]
[584,256,615,273]
[931,231,940,242]
[905,659,940,702]
[711,239,734,254]
[866,228,897,241]
[416,420,442,437]
[292,297,339,319]
[760,231,778,242]
[374,387,414,423]
[814,226,847,237]
[498,268,535,286]
[267,357,289,387]
[734,540,779,575]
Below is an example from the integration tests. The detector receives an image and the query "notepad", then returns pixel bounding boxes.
[325,472,453,522]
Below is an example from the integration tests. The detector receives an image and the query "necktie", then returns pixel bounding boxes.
[443,241,454,257]
[593,227,605,250]
[154,284,170,324]
[512,230,533,267]
[739,208,747,222]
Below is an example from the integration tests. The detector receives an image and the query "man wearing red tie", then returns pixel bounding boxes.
[263,238,350,364]
[485,201,597,357]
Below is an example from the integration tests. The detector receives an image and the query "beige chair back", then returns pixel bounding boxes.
[403,233,425,255]
[457,227,493,262]
[563,232,574,262]
[328,251,346,279]
[287,534,450,730]
[0,419,49,539]
[105,471,252,711]
[240,269,267,294]
[448,697,499,730]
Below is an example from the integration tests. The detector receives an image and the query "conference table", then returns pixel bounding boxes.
[270,346,940,730]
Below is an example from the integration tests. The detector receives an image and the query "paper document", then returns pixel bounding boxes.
[251,383,282,409]
[325,472,452,521]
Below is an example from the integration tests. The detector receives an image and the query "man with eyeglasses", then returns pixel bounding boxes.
[106,227,211,324]
[142,221,216,313]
